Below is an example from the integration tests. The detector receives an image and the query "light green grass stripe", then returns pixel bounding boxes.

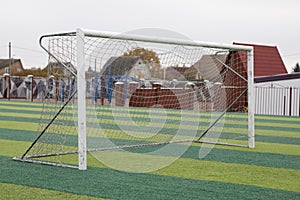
[2,133,296,168]
[0,100,43,106]
[151,157,300,193]
[0,121,38,132]
[1,135,300,166]
[0,105,43,112]
[256,115,300,121]
[193,140,300,156]
[0,182,108,200]
[0,139,32,156]
[255,129,300,138]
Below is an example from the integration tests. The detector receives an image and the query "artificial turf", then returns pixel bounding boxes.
[1,156,299,200]
[0,100,300,199]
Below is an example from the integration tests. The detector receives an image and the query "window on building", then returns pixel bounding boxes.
[5,67,10,74]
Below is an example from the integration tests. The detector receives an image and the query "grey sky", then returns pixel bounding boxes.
[0,0,299,72]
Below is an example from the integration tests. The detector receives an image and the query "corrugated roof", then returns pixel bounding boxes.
[233,42,287,77]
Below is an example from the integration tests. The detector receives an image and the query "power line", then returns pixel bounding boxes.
[12,45,45,54]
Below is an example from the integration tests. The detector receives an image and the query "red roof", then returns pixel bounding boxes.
[233,42,287,77]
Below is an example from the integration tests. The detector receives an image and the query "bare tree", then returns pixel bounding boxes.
[293,62,300,73]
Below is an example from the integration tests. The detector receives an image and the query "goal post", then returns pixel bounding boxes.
[13,28,254,170]
[247,49,255,149]
[77,28,87,170]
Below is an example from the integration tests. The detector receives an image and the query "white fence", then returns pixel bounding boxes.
[255,86,300,116]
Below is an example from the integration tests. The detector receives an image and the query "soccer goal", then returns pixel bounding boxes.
[14,29,254,170]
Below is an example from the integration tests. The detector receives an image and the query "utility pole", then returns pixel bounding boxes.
[9,42,11,75]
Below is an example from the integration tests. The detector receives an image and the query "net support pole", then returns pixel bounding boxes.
[247,48,255,148]
[77,28,87,170]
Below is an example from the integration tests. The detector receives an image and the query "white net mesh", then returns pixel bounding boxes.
[17,30,251,169]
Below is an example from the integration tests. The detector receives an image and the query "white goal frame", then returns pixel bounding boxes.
[14,28,254,170]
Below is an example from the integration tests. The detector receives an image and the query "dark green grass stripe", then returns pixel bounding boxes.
[254,134,300,145]
[219,132,300,145]
[1,156,299,200]
[255,125,300,132]
[2,128,299,170]
[0,108,43,115]
[0,115,40,123]
[256,117,300,124]
[185,146,300,170]
[0,129,38,142]
[0,182,107,200]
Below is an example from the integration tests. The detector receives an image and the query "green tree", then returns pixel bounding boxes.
[293,62,300,73]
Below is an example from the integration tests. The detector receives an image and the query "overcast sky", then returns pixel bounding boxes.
[0,0,299,72]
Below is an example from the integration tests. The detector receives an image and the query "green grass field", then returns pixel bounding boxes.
[0,100,300,199]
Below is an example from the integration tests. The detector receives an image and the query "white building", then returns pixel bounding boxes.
[255,73,300,116]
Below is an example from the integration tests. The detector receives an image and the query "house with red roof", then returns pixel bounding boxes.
[233,42,287,77]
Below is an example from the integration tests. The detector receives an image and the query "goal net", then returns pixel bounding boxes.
[14,29,254,171]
